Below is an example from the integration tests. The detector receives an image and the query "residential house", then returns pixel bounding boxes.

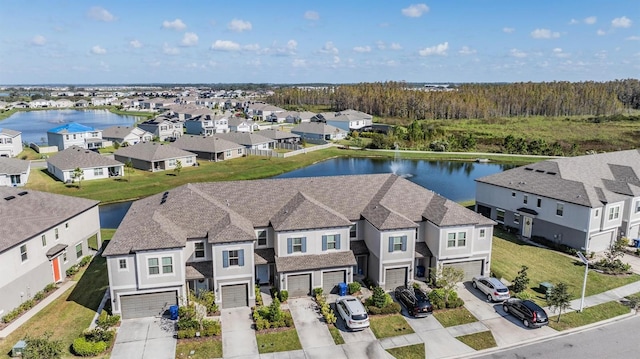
[291,122,348,142]
[475,150,640,253]
[102,126,154,147]
[184,114,229,136]
[102,174,494,318]
[75,99,89,107]
[46,146,124,183]
[228,117,259,133]
[171,135,245,162]
[0,187,100,318]
[0,158,30,187]
[213,132,275,150]
[326,111,373,132]
[245,102,284,121]
[138,118,184,141]
[0,128,23,157]
[46,122,109,151]
[257,129,300,144]
[114,142,196,172]
[53,99,74,108]
[29,99,51,108]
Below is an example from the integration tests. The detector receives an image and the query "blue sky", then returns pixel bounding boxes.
[0,1,638,84]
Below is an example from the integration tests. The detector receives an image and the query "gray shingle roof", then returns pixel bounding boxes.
[350,240,369,255]
[275,251,356,272]
[213,132,274,146]
[47,146,123,171]
[255,248,275,265]
[171,135,243,154]
[0,188,99,253]
[0,157,30,175]
[185,261,213,279]
[291,122,345,135]
[258,129,300,141]
[270,192,353,231]
[477,149,640,207]
[114,142,196,162]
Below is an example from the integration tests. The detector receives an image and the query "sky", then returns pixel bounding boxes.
[0,0,638,85]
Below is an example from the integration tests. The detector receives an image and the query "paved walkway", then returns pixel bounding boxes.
[0,280,76,339]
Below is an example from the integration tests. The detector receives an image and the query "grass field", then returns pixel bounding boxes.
[175,338,223,359]
[386,343,425,359]
[548,301,630,331]
[255,328,302,354]
[432,307,478,328]
[456,331,497,350]
[369,314,414,338]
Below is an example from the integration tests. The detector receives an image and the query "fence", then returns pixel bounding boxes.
[245,143,334,158]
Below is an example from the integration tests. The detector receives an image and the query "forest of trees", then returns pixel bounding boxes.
[267,79,640,120]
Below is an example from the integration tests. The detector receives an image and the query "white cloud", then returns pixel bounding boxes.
[612,16,632,28]
[552,48,570,58]
[163,43,179,55]
[287,40,298,50]
[595,51,607,59]
[390,42,402,50]
[243,43,260,51]
[626,36,640,41]
[304,11,319,20]
[569,19,579,25]
[458,46,476,55]
[228,19,252,32]
[597,29,606,36]
[584,16,597,25]
[531,28,560,39]
[88,6,115,22]
[510,48,527,58]
[292,59,307,67]
[162,19,187,31]
[30,35,46,46]
[503,27,515,33]
[353,45,371,53]
[401,4,429,18]
[211,40,241,51]
[333,56,341,64]
[181,32,198,46]
[91,45,106,55]
[376,41,386,50]
[418,42,448,56]
[130,40,142,48]
[320,41,339,54]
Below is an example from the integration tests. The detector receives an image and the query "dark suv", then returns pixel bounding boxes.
[394,286,433,317]
[503,298,549,328]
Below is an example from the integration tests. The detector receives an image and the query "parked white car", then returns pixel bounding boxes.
[472,276,511,302]
[335,296,369,330]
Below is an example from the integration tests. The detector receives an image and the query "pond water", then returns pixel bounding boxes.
[1,109,141,145]
[99,157,513,228]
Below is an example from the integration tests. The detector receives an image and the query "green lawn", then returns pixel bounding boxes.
[548,301,630,331]
[369,314,414,338]
[328,324,345,344]
[0,255,109,359]
[386,343,425,359]
[456,331,497,350]
[175,338,222,359]
[255,328,302,354]
[433,307,478,328]
[491,236,640,305]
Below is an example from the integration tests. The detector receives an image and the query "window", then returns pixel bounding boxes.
[148,258,159,275]
[168,159,176,166]
[595,209,600,217]
[537,198,542,208]
[556,203,564,217]
[514,213,520,224]
[447,233,456,247]
[223,249,245,267]
[608,206,620,220]
[479,229,486,239]
[226,150,231,156]
[20,244,28,262]
[65,222,69,229]
[41,235,46,247]
[76,243,83,259]
[523,195,528,204]
[350,224,357,238]
[63,251,67,262]
[457,232,467,247]
[162,257,173,273]
[119,259,127,270]
[323,234,340,250]
[55,228,59,240]
[228,250,239,266]
[389,236,407,252]
[94,168,103,176]
[511,192,516,197]
[237,149,242,154]
[65,135,69,140]
[636,201,640,213]
[288,237,306,253]
[194,242,205,258]
[496,209,505,223]
[447,232,467,247]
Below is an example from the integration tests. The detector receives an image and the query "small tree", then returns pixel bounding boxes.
[371,286,387,308]
[431,266,464,306]
[512,265,530,294]
[125,159,134,181]
[24,332,63,359]
[71,167,84,189]
[174,159,182,176]
[604,237,627,263]
[547,282,571,322]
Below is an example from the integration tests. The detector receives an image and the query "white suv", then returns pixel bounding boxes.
[335,296,369,330]
[472,276,511,302]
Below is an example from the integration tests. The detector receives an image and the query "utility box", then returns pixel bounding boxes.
[11,340,26,357]
[338,282,347,296]
[539,282,554,299]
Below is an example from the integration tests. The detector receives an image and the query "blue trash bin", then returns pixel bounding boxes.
[416,265,425,278]
[633,239,640,248]
[169,305,179,320]
[338,282,347,296]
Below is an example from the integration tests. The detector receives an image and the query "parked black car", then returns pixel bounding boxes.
[394,286,433,317]
[503,298,549,328]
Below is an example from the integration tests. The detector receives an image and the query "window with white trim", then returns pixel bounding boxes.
[391,236,403,251]
[595,209,600,217]
[226,150,231,156]
[63,251,67,262]
[447,232,467,247]
[55,228,59,240]
[479,229,486,239]
[608,206,620,220]
[257,230,267,246]
[20,244,28,262]
[523,195,528,204]
[228,250,239,266]
[168,159,176,166]
[292,238,303,253]
[94,168,103,176]
[119,259,127,270]
[194,242,205,258]
[162,257,173,273]
[635,200,640,213]
[41,235,46,247]
[237,149,242,155]
[325,234,338,250]
[511,192,516,197]
[350,223,357,238]
[496,209,505,223]
[514,213,520,224]
[148,258,159,275]
[556,203,564,217]
[75,243,83,259]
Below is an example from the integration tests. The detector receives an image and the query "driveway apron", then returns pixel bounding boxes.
[288,298,335,350]
[221,307,259,358]
[111,317,176,359]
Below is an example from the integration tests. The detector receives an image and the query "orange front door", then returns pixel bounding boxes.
[52,257,61,282]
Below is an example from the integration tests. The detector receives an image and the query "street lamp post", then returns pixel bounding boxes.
[577,251,589,312]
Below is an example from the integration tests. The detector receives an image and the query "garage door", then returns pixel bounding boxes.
[120,291,177,319]
[287,274,311,297]
[322,270,346,294]
[385,268,407,290]
[444,260,483,282]
[589,232,614,253]
[221,284,248,309]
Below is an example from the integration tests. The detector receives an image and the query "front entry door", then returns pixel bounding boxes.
[522,216,533,238]
[52,257,62,282]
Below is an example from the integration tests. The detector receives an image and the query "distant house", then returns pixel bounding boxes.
[213,132,275,150]
[0,187,100,319]
[228,117,259,133]
[0,128,23,157]
[47,146,124,183]
[184,114,229,136]
[138,118,184,141]
[46,122,109,151]
[114,142,197,172]
[258,129,300,144]
[0,157,30,187]
[319,109,373,132]
[171,135,245,161]
[102,126,154,146]
[291,122,348,142]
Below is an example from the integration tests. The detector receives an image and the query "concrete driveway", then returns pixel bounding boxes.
[221,307,259,358]
[111,317,176,359]
[288,298,335,349]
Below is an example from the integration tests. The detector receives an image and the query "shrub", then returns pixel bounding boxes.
[2,309,19,323]
[366,302,401,315]
[83,328,115,343]
[270,287,278,298]
[592,258,631,274]
[201,319,221,336]
[512,265,530,294]
[79,255,92,267]
[255,286,263,307]
[178,305,197,320]
[428,288,447,310]
[283,311,294,327]
[278,290,289,302]
[370,287,387,308]
[190,289,218,315]
[43,283,57,292]
[72,337,107,357]
[255,317,270,330]
[313,287,324,297]
[177,328,197,339]
[23,332,62,358]
[515,291,533,300]
[19,299,35,312]
[96,311,120,330]
[34,291,45,301]
[177,318,199,331]
[66,265,80,277]
[268,298,282,322]
[348,282,361,294]
[362,277,376,289]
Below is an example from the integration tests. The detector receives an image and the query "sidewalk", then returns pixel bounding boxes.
[545,279,640,314]
[0,280,76,339]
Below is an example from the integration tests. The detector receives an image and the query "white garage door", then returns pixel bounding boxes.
[444,260,483,282]
[322,270,346,294]
[120,291,177,319]
[221,284,248,309]
[589,232,614,253]
[287,274,311,297]
[385,268,407,290]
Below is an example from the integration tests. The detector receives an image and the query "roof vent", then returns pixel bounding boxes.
[524,167,533,171]
[546,171,557,175]
[535,169,544,173]
[17,191,28,196]
[4,195,16,201]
